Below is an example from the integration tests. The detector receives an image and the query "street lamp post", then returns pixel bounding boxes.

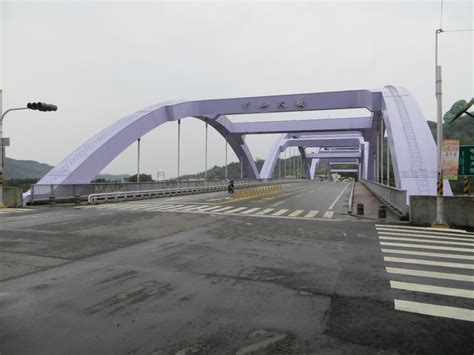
[0,90,57,207]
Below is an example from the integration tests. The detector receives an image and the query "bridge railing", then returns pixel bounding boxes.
[28,178,301,205]
[360,179,409,216]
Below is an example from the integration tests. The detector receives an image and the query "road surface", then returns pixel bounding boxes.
[0,181,472,354]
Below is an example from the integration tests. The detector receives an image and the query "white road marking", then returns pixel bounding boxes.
[394,299,474,322]
[379,236,474,247]
[141,204,175,211]
[381,248,474,260]
[271,201,285,207]
[163,205,199,211]
[323,211,334,219]
[288,210,304,217]
[241,208,261,214]
[256,208,274,215]
[0,209,30,213]
[375,224,470,234]
[386,267,474,282]
[384,256,474,269]
[198,205,223,212]
[378,231,474,241]
[272,209,289,216]
[376,228,474,239]
[294,194,305,198]
[380,242,474,253]
[390,280,474,299]
[210,206,234,213]
[328,183,350,210]
[181,205,212,211]
[304,210,319,218]
[224,207,248,213]
[154,204,187,210]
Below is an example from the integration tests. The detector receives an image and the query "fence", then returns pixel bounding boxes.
[360,179,409,216]
[28,179,301,205]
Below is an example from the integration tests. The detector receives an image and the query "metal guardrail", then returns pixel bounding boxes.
[360,179,409,216]
[87,181,288,204]
[28,178,301,205]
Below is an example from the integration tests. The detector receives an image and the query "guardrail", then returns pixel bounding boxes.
[360,179,409,216]
[87,181,288,204]
[27,178,302,205]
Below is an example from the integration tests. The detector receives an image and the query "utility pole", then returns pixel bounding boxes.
[433,28,447,227]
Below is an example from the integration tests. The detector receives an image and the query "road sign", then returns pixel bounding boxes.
[458,145,474,176]
[441,140,460,180]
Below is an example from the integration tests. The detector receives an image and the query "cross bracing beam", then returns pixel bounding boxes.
[306,152,361,159]
[228,117,373,135]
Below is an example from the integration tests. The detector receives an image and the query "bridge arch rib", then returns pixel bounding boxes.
[32,101,260,189]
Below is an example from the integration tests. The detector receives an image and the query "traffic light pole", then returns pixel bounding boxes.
[0,91,57,207]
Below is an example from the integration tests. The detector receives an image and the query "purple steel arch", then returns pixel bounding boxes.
[24,86,450,204]
[260,132,365,179]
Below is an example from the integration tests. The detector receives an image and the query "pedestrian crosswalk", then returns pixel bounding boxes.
[376,224,474,322]
[78,202,337,220]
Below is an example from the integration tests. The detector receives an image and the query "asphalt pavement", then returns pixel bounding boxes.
[0,181,472,354]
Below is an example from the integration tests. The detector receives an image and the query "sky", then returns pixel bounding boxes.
[1,0,472,179]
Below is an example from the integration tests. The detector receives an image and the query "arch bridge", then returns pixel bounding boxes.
[25,85,451,205]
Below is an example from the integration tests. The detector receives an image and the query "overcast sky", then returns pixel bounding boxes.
[1,0,472,179]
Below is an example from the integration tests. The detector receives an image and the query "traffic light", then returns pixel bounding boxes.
[27,102,58,112]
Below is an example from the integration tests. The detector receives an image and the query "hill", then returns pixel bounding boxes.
[4,157,129,181]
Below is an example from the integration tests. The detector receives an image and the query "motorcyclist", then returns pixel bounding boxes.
[228,179,235,193]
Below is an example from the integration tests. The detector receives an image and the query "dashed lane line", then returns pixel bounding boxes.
[272,209,289,216]
[390,280,474,299]
[394,300,474,322]
[384,256,474,270]
[271,201,285,207]
[380,242,474,253]
[381,248,474,260]
[386,267,474,282]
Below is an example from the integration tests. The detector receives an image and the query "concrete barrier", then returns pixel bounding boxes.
[410,195,474,228]
[2,187,23,208]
